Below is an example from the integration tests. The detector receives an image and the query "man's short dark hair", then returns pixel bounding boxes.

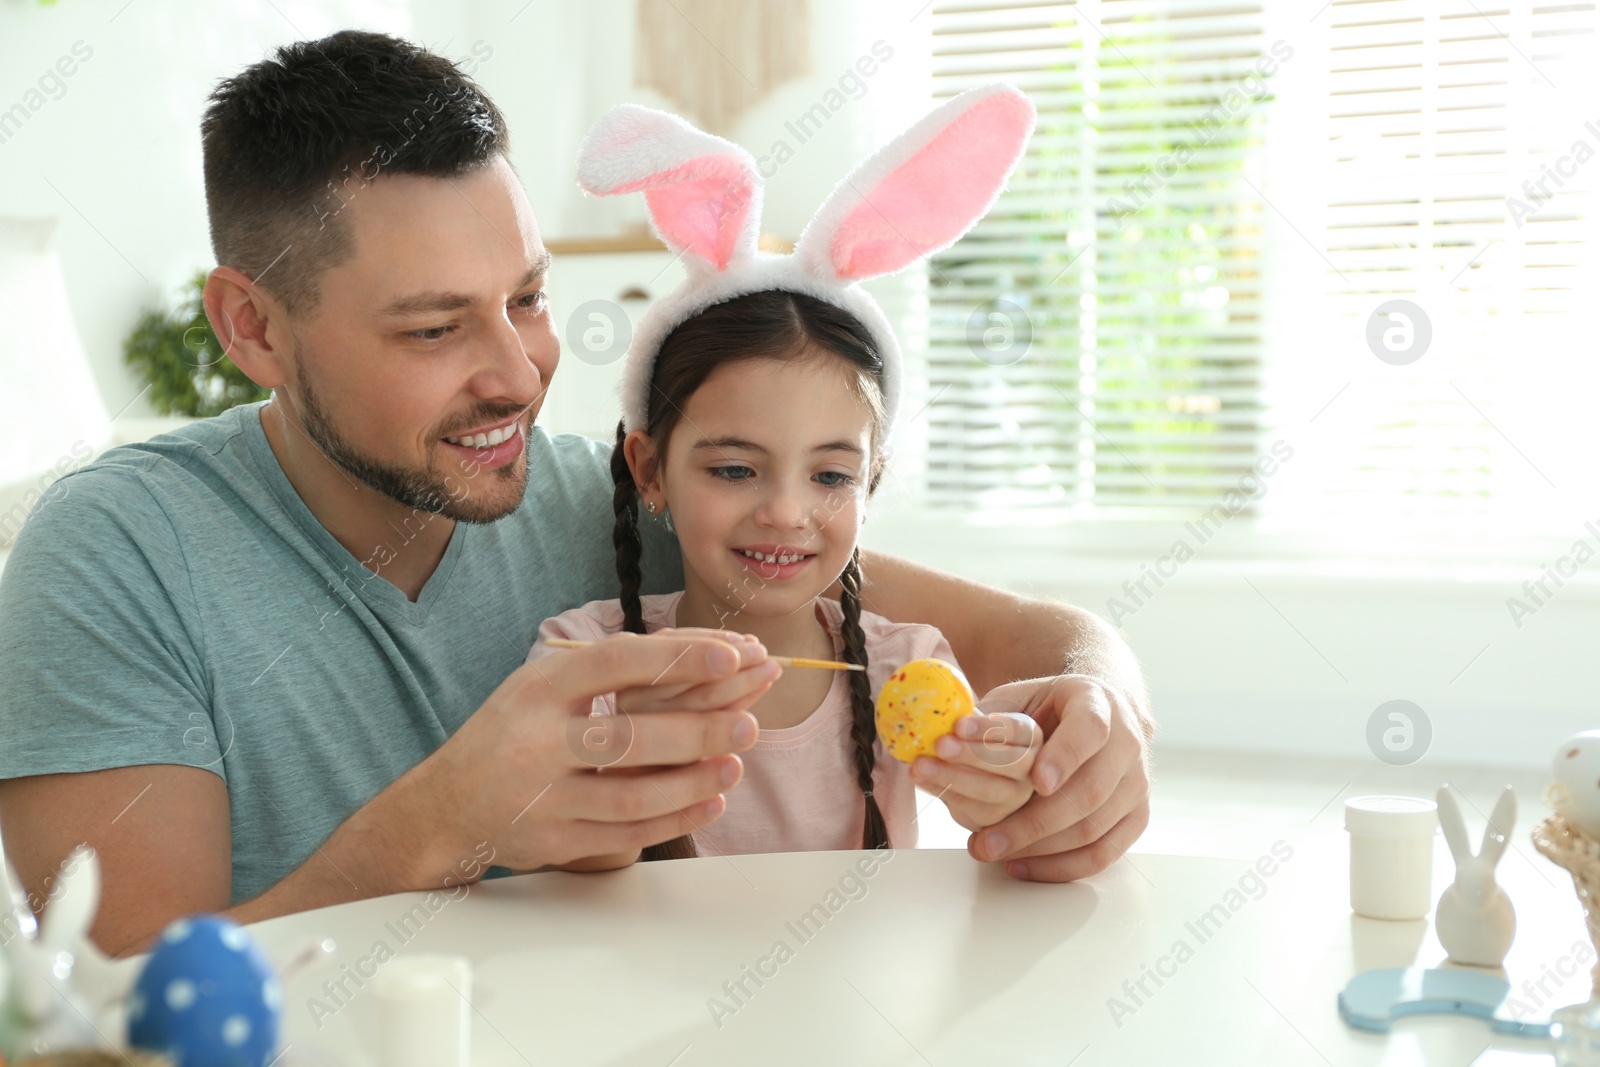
[201,30,508,316]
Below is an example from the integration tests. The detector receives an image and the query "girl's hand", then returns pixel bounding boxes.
[908,712,1042,832]
[614,627,780,718]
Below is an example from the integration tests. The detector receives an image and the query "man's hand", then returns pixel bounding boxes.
[907,711,1041,831]
[387,630,778,885]
[840,548,1155,879]
[965,675,1153,882]
[545,627,781,873]
[0,629,778,956]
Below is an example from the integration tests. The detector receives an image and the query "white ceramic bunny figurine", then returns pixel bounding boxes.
[1435,784,1517,968]
[0,845,120,1056]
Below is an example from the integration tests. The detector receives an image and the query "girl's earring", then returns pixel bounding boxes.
[645,500,657,513]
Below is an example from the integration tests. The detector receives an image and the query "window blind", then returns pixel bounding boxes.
[925,0,1275,515]
[1265,0,1600,534]
[923,0,1600,538]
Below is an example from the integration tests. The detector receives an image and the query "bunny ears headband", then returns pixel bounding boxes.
[575,83,1037,446]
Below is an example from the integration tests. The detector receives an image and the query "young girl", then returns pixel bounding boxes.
[530,85,1042,863]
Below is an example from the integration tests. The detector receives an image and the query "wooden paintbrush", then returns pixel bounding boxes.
[542,637,865,672]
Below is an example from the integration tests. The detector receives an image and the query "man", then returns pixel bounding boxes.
[0,31,1153,956]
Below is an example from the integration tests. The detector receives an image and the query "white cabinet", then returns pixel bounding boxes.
[539,246,686,444]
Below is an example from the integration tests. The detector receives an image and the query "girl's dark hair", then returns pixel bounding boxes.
[611,290,889,861]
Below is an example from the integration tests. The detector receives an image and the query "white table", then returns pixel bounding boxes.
[198,819,1592,1067]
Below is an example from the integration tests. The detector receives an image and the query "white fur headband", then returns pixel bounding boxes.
[575,83,1037,447]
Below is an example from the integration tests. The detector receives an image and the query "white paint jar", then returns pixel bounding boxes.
[373,954,472,1067]
[1345,795,1438,920]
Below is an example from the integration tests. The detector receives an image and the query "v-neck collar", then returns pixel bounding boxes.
[242,403,467,622]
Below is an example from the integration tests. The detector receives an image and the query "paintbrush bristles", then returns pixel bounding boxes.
[773,656,866,672]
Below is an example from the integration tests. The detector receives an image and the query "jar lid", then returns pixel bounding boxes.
[1345,795,1438,838]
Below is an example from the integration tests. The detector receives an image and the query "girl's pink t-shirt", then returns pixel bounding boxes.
[528,591,957,855]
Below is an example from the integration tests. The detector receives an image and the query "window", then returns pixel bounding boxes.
[921,0,1600,545]
[1267,0,1600,538]
[925,1,1275,516]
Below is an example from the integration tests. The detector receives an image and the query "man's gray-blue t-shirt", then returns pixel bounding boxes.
[0,402,684,901]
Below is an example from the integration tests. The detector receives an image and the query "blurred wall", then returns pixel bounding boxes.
[0,0,930,422]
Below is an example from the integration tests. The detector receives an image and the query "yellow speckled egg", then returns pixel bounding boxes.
[876,658,975,763]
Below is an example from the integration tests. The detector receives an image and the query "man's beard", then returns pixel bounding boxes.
[294,368,528,525]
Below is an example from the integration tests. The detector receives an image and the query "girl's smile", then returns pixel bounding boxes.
[732,543,817,580]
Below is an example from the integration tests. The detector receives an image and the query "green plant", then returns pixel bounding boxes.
[123,271,270,418]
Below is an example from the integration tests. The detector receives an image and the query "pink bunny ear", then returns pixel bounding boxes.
[797,84,1035,282]
[577,103,762,271]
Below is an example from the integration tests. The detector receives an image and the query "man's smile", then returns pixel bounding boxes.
[442,414,525,469]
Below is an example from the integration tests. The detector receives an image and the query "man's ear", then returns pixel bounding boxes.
[202,266,291,390]
[622,430,662,498]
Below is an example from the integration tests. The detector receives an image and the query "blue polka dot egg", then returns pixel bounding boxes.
[128,915,282,1067]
